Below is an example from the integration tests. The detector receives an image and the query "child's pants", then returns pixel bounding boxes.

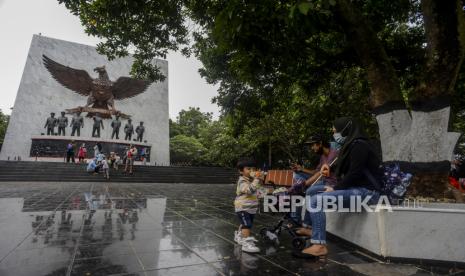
[103,168,109,179]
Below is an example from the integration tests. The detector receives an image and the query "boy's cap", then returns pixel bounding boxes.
[304,134,325,145]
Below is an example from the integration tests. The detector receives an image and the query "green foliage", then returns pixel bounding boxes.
[170,135,206,165]
[58,0,189,81]
[60,0,465,167]
[0,109,9,146]
[176,107,212,138]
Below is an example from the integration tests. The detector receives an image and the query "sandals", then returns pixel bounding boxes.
[292,250,327,260]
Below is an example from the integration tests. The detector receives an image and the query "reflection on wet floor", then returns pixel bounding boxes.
[0,182,461,276]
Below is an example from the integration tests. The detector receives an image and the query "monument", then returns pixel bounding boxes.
[0,35,170,165]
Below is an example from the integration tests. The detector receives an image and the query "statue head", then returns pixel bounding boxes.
[50,112,55,117]
[93,65,106,74]
[140,121,144,126]
[61,111,65,116]
[128,119,132,123]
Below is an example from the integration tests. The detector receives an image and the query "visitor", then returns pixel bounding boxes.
[141,147,147,165]
[66,141,75,163]
[86,158,99,174]
[125,145,138,175]
[294,134,339,236]
[234,158,264,253]
[114,153,121,170]
[293,117,381,259]
[102,156,110,180]
[94,143,100,157]
[122,146,129,168]
[78,143,87,163]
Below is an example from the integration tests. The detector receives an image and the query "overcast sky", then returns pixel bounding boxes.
[0,0,220,119]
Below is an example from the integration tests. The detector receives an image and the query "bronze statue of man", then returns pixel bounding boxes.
[70,112,84,137]
[57,111,69,136]
[124,119,134,141]
[111,115,121,139]
[135,121,145,142]
[92,114,104,138]
[44,112,57,135]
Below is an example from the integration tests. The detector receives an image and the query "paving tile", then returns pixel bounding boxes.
[0,181,460,276]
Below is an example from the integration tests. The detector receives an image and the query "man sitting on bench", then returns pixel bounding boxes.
[293,134,338,236]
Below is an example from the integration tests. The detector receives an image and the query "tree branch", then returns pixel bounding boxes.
[334,0,403,108]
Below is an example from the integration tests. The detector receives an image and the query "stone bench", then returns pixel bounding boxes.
[326,202,465,266]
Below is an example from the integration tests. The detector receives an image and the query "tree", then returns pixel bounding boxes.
[60,0,465,198]
[176,107,212,138]
[0,109,9,148]
[170,134,207,165]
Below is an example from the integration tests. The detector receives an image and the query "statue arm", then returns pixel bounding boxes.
[100,120,104,129]
[44,120,48,128]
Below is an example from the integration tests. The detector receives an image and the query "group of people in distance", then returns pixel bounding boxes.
[233,117,383,259]
[61,140,140,179]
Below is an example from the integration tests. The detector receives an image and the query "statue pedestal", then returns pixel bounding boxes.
[30,135,151,162]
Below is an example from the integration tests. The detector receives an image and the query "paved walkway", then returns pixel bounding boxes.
[0,182,459,276]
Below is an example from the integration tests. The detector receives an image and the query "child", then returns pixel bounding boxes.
[102,156,110,180]
[78,143,87,163]
[234,158,264,253]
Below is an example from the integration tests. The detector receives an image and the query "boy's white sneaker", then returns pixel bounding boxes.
[241,237,260,253]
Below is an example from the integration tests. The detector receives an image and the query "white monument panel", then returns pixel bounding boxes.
[0,35,170,165]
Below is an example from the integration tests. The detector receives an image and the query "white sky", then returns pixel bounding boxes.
[0,0,220,119]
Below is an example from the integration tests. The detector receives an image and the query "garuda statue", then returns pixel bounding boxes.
[43,55,152,118]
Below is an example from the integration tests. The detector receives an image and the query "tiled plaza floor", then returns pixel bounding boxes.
[0,182,461,276]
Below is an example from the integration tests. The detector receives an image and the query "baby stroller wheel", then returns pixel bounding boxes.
[292,237,306,250]
[260,227,279,242]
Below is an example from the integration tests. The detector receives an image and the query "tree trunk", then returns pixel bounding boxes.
[336,0,465,200]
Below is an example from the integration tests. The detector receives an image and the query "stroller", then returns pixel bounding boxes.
[259,173,311,250]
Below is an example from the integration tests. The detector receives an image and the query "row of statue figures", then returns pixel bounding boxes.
[43,112,145,142]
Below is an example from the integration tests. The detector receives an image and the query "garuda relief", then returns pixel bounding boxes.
[43,55,152,118]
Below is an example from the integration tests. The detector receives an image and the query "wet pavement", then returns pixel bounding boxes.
[0,182,460,276]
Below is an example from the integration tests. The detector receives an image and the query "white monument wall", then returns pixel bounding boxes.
[0,35,170,165]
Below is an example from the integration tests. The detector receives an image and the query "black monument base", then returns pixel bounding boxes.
[30,135,151,162]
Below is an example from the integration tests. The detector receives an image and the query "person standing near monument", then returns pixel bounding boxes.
[78,143,87,163]
[70,112,84,137]
[92,114,104,138]
[57,111,69,136]
[44,112,57,135]
[111,115,122,139]
[124,145,138,175]
[135,122,145,142]
[66,141,76,163]
[124,119,135,141]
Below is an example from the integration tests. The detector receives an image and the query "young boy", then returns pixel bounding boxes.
[234,158,263,253]
[102,156,110,180]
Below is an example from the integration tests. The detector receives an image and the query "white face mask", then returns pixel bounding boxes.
[333,132,346,144]
[333,120,352,144]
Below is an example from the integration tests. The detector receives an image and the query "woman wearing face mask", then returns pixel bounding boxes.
[293,117,382,259]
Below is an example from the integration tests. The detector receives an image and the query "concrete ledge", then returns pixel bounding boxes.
[326,203,465,265]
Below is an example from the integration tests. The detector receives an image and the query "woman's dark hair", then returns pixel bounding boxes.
[236,158,257,171]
